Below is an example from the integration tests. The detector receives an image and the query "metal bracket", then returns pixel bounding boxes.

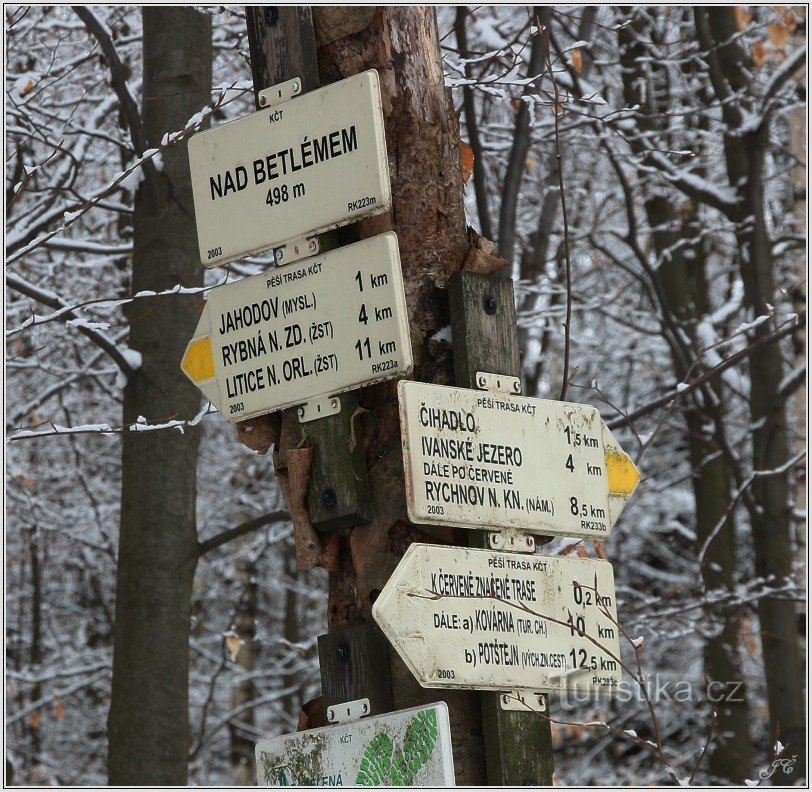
[500,691,548,713]
[475,371,522,396]
[258,76,302,109]
[272,236,320,267]
[489,528,535,553]
[326,697,371,725]
[297,394,341,424]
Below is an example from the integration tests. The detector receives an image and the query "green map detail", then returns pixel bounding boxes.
[355,709,439,787]
[258,753,275,786]
[355,733,394,786]
[390,709,439,786]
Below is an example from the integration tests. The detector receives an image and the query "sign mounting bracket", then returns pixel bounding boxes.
[475,370,522,396]
[298,394,342,424]
[257,76,302,109]
[272,235,320,266]
[500,690,548,713]
[326,697,371,725]
[488,528,535,553]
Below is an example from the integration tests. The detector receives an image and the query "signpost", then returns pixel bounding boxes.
[398,380,640,540]
[181,233,412,422]
[373,544,622,694]
[255,702,455,787]
[188,69,391,267]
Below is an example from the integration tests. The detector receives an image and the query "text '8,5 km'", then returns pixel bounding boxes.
[398,380,640,540]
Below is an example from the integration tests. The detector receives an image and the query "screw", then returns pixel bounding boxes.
[291,80,300,94]
[308,239,318,252]
[483,294,497,315]
[264,7,278,25]
[327,708,335,722]
[330,398,338,409]
[276,248,284,262]
[478,375,486,387]
[337,643,349,661]
[361,703,368,713]
[297,406,305,419]
[513,380,521,394]
[323,488,337,509]
[502,694,511,705]
[259,94,267,107]
[527,536,534,549]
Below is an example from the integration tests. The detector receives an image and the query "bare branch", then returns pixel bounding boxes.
[72,6,151,159]
[5,271,136,380]
[606,315,802,430]
[197,511,291,557]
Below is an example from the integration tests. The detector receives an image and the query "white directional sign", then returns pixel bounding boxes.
[255,703,455,787]
[373,544,622,694]
[182,233,411,422]
[189,70,391,267]
[398,381,640,540]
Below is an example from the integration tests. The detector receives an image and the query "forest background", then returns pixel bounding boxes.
[4,5,807,786]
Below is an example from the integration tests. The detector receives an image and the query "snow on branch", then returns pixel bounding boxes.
[6,270,139,380]
[7,405,212,443]
[7,281,215,336]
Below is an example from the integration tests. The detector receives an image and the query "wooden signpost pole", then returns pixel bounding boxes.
[245,8,371,532]
[449,271,555,785]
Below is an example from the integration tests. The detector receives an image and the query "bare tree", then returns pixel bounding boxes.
[106,8,212,784]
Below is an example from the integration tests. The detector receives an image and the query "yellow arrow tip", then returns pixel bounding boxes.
[605,449,640,496]
[182,336,214,382]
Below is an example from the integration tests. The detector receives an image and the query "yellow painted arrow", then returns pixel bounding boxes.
[605,448,640,496]
[181,336,214,383]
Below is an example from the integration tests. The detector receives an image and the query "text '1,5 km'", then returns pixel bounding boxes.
[398,380,640,540]
[188,70,390,267]
[181,233,412,422]
[373,544,622,694]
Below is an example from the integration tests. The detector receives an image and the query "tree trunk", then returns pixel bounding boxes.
[282,551,301,723]
[496,8,547,269]
[455,6,493,241]
[618,12,753,780]
[312,7,488,784]
[698,10,805,779]
[107,8,211,785]
[649,196,754,783]
[229,555,258,785]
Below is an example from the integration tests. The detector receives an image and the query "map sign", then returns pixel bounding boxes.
[373,544,622,694]
[255,703,455,787]
[188,70,390,267]
[181,233,411,422]
[398,381,640,540]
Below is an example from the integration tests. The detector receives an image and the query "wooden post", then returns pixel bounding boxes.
[449,270,555,785]
[245,7,372,532]
[318,624,392,715]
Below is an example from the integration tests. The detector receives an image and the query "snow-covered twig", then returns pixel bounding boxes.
[7,405,212,442]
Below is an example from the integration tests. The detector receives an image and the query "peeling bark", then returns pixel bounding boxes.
[311,9,487,783]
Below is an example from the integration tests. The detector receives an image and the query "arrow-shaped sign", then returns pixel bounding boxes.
[373,544,622,694]
[398,381,640,540]
[182,233,411,422]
